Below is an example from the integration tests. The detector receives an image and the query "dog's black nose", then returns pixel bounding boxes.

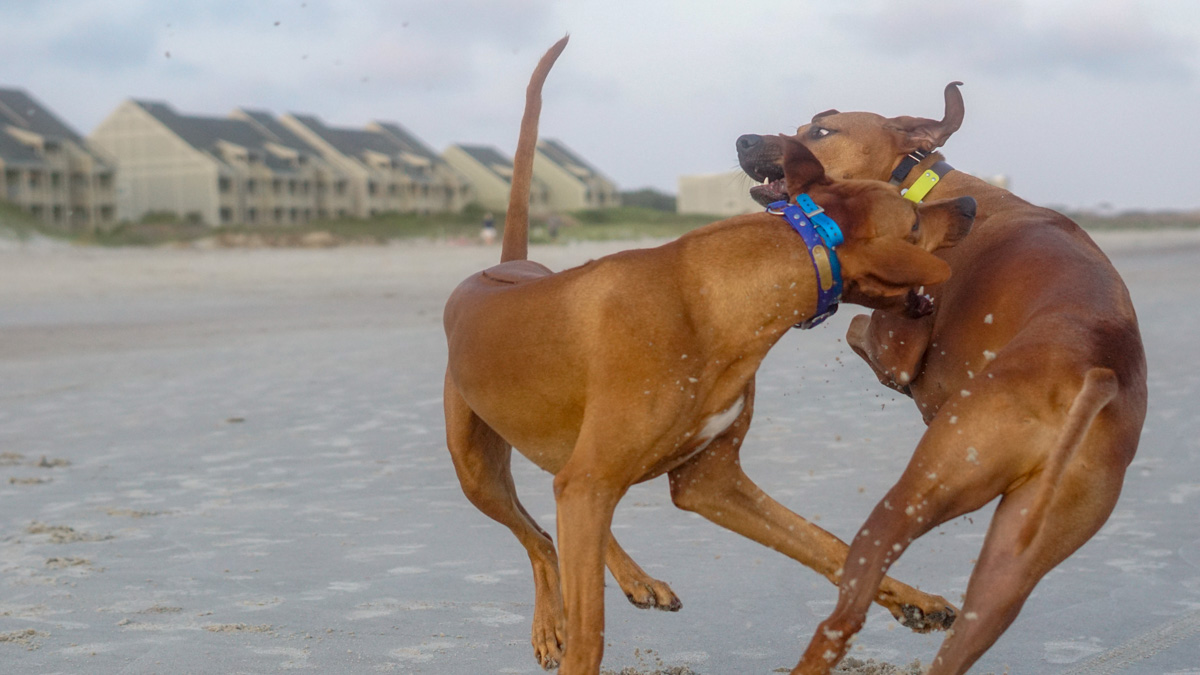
[736,134,762,154]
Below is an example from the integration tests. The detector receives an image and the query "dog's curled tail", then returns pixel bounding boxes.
[501,35,569,263]
[1016,367,1119,553]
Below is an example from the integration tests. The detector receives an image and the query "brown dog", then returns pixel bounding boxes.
[443,39,975,674]
[737,85,1147,674]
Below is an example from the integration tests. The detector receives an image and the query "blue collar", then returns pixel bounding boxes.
[766,194,844,329]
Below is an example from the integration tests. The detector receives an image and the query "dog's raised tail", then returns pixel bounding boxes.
[501,35,569,263]
[1016,367,1119,553]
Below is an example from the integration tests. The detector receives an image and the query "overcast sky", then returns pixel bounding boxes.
[1,0,1197,211]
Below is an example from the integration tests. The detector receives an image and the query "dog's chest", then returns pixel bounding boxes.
[695,395,746,447]
[669,395,746,469]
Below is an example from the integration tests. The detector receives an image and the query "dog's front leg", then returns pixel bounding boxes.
[606,537,681,611]
[667,384,955,632]
[553,455,625,674]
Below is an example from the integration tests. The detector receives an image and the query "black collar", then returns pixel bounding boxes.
[889,149,929,185]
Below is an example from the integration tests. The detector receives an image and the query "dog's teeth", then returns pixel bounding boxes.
[763,177,771,186]
[918,286,925,295]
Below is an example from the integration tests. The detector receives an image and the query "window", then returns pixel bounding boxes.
[220,207,233,223]
[219,177,232,193]
[246,179,257,194]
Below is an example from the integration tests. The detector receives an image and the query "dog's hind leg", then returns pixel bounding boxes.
[924,372,1127,674]
[443,372,565,669]
[924,462,1125,674]
[606,537,681,611]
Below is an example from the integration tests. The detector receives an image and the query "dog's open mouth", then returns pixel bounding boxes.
[746,163,788,206]
[905,287,936,318]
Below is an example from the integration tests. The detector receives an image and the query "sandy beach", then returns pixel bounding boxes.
[2,230,1199,674]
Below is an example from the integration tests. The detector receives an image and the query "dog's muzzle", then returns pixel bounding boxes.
[737,134,788,206]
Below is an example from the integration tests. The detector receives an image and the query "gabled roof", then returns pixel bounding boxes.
[290,114,387,157]
[538,138,610,183]
[0,128,44,166]
[0,88,83,143]
[237,108,318,151]
[372,121,441,164]
[456,144,514,181]
[288,114,443,181]
[136,101,314,173]
[449,144,552,192]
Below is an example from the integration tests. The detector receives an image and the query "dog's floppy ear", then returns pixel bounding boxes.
[884,82,964,152]
[838,238,952,298]
[782,136,831,197]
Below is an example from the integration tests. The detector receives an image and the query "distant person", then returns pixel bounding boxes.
[547,213,561,240]
[480,212,496,245]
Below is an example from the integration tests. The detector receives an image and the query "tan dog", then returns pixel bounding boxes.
[443,39,976,674]
[737,84,1147,674]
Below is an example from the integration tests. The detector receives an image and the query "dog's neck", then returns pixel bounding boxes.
[673,214,827,354]
[897,153,1034,223]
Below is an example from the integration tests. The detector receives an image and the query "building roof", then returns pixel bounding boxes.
[0,128,44,167]
[537,138,609,183]
[371,121,441,164]
[289,114,444,181]
[136,101,314,173]
[237,108,320,151]
[0,88,84,144]
[455,144,515,183]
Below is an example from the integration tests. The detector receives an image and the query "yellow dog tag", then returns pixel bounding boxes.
[903,169,941,203]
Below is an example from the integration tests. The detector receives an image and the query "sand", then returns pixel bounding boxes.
[1,231,1199,673]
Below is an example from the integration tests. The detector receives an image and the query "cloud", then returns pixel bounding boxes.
[839,0,1196,83]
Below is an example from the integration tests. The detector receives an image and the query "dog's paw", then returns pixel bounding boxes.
[531,618,565,669]
[623,579,682,612]
[535,643,562,670]
[897,602,957,633]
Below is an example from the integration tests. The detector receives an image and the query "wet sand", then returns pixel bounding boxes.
[2,231,1199,673]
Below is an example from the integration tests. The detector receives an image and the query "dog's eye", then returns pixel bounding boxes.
[911,216,921,233]
[810,127,833,140]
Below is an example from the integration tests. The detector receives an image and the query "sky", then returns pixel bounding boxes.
[1,0,1197,211]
